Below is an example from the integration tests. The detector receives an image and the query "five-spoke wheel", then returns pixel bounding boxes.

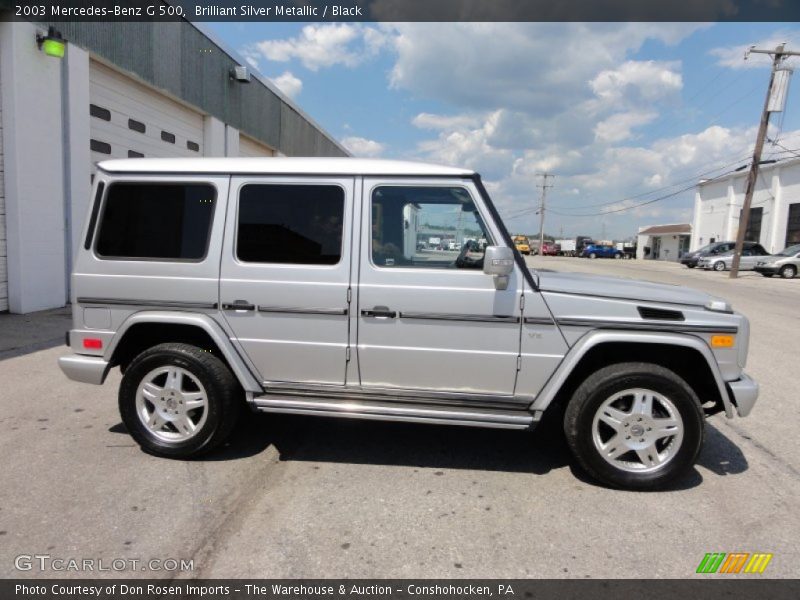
[119,343,240,458]
[565,362,704,490]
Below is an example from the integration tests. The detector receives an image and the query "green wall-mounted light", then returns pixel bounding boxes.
[36,27,66,59]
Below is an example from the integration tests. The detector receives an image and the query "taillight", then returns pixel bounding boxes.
[83,338,103,350]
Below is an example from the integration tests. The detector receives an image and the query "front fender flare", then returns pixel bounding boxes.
[529,330,733,418]
[106,311,262,393]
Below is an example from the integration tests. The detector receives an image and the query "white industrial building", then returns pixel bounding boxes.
[0,18,347,314]
[636,223,691,261]
[690,156,800,253]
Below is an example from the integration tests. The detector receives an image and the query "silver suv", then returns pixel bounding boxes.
[59,158,758,490]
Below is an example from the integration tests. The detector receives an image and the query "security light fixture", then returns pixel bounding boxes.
[36,27,66,59]
[231,65,251,83]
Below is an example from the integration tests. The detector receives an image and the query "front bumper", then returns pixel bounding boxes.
[58,354,110,385]
[726,372,759,417]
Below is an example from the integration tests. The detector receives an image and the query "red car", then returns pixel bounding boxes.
[540,242,560,256]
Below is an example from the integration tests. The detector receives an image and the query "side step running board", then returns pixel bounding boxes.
[252,396,535,430]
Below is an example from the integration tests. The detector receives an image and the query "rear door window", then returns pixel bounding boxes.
[236,184,345,265]
[95,183,216,260]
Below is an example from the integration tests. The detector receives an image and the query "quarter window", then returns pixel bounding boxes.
[95,183,216,260]
[371,186,492,269]
[237,184,344,265]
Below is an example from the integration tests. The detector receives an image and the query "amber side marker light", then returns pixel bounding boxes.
[711,335,735,348]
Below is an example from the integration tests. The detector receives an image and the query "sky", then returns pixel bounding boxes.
[207,22,800,240]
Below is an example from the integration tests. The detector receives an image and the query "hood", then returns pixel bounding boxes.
[535,270,718,307]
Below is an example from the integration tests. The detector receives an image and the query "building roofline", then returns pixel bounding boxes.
[190,21,350,156]
[698,155,800,187]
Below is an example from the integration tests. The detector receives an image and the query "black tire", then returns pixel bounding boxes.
[760,272,774,278]
[779,265,797,279]
[614,253,623,259]
[564,362,704,491]
[713,261,726,272]
[686,264,695,269]
[589,252,597,259]
[119,343,241,458]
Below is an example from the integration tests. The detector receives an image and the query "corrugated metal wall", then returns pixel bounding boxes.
[53,21,347,158]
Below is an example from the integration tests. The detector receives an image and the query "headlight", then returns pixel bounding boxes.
[705,299,733,313]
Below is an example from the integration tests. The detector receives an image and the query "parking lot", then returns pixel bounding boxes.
[0,257,798,579]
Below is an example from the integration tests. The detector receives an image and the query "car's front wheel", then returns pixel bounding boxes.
[780,265,797,279]
[713,261,726,271]
[564,362,704,490]
[589,252,597,259]
[119,343,241,458]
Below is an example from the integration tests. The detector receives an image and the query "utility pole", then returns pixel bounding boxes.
[730,43,800,278]
[536,173,554,255]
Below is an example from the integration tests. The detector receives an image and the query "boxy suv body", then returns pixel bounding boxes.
[59,158,758,490]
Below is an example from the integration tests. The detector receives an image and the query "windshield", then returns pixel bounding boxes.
[776,243,800,256]
[695,243,720,253]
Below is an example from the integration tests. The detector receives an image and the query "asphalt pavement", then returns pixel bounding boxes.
[0,258,797,578]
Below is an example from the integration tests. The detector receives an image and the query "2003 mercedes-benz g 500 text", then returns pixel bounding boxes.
[59,158,758,489]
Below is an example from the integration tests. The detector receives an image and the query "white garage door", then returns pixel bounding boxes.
[239,133,275,157]
[0,58,8,312]
[89,61,204,168]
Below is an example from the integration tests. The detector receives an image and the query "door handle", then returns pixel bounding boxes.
[222,300,255,311]
[361,306,396,318]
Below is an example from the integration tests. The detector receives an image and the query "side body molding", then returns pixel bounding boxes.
[529,330,734,418]
[106,311,262,393]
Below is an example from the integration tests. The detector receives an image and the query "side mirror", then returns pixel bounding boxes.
[483,246,515,290]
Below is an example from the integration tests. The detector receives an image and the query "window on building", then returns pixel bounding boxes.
[161,131,176,144]
[786,203,800,247]
[742,206,763,242]
[187,141,200,152]
[371,186,492,269]
[236,184,344,265]
[127,150,144,158]
[89,104,111,121]
[90,139,111,154]
[95,183,216,260]
[128,119,146,134]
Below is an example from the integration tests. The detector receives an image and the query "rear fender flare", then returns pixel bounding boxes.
[106,311,262,393]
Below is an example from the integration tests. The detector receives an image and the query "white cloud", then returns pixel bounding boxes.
[589,60,683,107]
[249,24,385,71]
[269,71,303,99]
[342,136,385,157]
[594,110,658,143]
[412,113,481,130]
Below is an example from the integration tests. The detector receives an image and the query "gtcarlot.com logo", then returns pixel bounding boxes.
[696,552,773,574]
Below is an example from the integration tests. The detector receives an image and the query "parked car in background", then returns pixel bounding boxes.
[581,244,623,259]
[513,235,531,255]
[754,243,800,279]
[680,241,736,268]
[699,243,770,271]
[540,242,560,256]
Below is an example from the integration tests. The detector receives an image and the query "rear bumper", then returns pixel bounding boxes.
[58,354,110,385]
[726,372,759,417]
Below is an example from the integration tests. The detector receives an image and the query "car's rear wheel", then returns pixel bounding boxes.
[119,343,241,458]
[760,272,774,278]
[713,261,726,272]
[686,264,695,268]
[614,253,623,259]
[564,362,704,490]
[589,252,597,259]
[780,265,797,279]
